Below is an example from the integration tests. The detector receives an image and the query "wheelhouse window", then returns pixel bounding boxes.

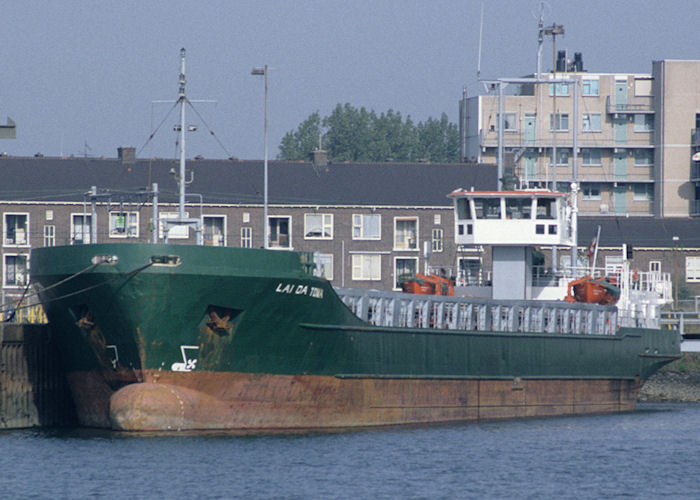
[456,198,471,220]
[505,198,532,219]
[269,216,291,249]
[313,253,333,280]
[4,254,28,287]
[4,213,29,246]
[71,214,92,245]
[394,217,418,250]
[240,227,252,248]
[203,215,226,246]
[109,212,139,238]
[304,213,333,239]
[351,254,381,281]
[473,198,501,219]
[536,198,556,219]
[394,257,418,290]
[352,214,381,240]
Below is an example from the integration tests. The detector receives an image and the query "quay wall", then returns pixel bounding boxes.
[0,323,75,429]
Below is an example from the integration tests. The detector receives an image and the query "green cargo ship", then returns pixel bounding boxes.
[28,49,679,431]
[30,241,679,431]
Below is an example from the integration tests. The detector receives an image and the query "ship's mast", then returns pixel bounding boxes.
[178,48,187,218]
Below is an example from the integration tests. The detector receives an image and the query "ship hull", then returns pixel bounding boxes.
[72,370,642,431]
[30,243,680,432]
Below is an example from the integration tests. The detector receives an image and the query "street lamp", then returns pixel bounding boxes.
[251,65,269,249]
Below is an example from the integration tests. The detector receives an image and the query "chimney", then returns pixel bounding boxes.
[118,146,136,163]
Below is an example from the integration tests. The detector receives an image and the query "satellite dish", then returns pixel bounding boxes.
[693,152,700,162]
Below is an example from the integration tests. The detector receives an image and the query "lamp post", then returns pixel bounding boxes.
[251,65,269,249]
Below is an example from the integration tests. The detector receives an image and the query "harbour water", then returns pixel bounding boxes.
[2,402,700,499]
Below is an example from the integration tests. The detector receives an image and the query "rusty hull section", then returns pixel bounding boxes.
[67,370,641,431]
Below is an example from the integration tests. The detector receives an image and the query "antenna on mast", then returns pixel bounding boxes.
[477,2,484,81]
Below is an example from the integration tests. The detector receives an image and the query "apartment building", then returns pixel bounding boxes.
[461,58,700,218]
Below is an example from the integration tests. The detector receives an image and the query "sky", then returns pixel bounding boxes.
[0,0,698,161]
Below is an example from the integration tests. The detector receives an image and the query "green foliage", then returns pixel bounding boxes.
[278,112,322,161]
[278,104,460,163]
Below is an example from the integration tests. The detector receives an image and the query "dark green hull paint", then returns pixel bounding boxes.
[30,243,680,430]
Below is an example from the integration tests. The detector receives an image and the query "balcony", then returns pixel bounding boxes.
[479,129,654,149]
[605,96,654,115]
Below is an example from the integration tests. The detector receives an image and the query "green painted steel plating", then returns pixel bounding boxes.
[30,243,680,384]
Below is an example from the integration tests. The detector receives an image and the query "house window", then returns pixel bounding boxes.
[109,212,139,238]
[4,254,28,287]
[582,79,599,96]
[45,210,54,221]
[433,214,441,225]
[4,213,29,246]
[686,257,700,282]
[549,113,569,131]
[71,214,92,245]
[159,212,189,239]
[582,183,602,201]
[394,217,418,250]
[549,148,570,166]
[633,184,653,201]
[203,215,226,246]
[582,113,602,132]
[581,148,602,166]
[634,114,654,132]
[649,261,661,273]
[313,253,333,280]
[548,82,570,96]
[351,254,381,281]
[634,149,653,166]
[352,214,381,240]
[240,227,252,248]
[432,228,444,253]
[496,113,517,131]
[304,213,333,239]
[242,212,250,223]
[269,216,291,248]
[394,257,418,289]
[43,225,55,247]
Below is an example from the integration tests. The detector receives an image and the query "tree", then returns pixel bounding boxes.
[278,112,322,161]
[415,113,460,163]
[278,105,460,163]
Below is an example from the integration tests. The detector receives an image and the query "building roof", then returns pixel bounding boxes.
[0,156,497,207]
[578,217,700,248]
